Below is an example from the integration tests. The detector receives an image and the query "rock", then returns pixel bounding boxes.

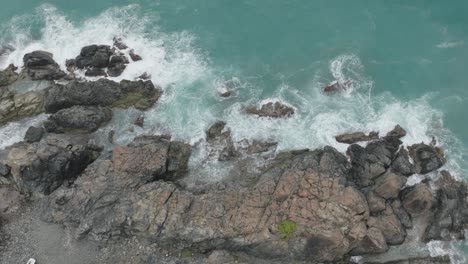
[347,137,402,187]
[0,186,22,214]
[0,64,18,87]
[409,143,446,174]
[107,54,129,77]
[85,67,107,77]
[134,115,144,127]
[368,205,406,245]
[5,134,102,194]
[166,141,192,181]
[245,101,295,118]
[24,126,44,143]
[391,148,415,176]
[239,139,278,155]
[206,121,238,161]
[137,72,151,80]
[0,88,46,125]
[336,131,379,144]
[402,183,433,216]
[367,191,386,214]
[129,49,142,61]
[0,163,10,176]
[65,59,76,70]
[323,80,352,93]
[373,171,407,199]
[44,79,162,113]
[44,105,112,133]
[386,125,407,139]
[423,171,468,241]
[350,227,388,255]
[22,51,66,80]
[219,89,233,98]
[44,142,369,262]
[113,37,128,50]
[75,45,113,69]
[391,200,413,229]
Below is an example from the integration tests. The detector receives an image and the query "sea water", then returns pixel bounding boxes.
[0,1,467,262]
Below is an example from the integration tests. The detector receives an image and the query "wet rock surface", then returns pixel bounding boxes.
[44,105,112,133]
[245,101,295,118]
[22,51,66,80]
[336,131,379,144]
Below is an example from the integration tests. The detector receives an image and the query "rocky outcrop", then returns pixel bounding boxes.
[44,79,162,113]
[2,134,102,195]
[44,105,112,133]
[75,45,113,69]
[245,101,295,118]
[22,51,66,80]
[44,141,372,262]
[336,131,379,144]
[0,64,18,87]
[205,121,238,161]
[0,85,45,125]
[409,143,446,174]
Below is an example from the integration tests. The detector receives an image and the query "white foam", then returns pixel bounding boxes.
[436,41,464,48]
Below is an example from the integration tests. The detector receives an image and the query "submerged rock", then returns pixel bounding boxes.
[323,80,352,93]
[44,79,162,113]
[22,51,66,80]
[44,105,112,133]
[129,49,142,61]
[113,37,128,50]
[245,101,295,118]
[336,131,379,144]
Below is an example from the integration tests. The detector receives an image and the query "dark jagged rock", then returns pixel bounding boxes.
[206,121,227,141]
[402,183,433,216]
[129,49,142,61]
[347,137,402,187]
[409,143,446,174]
[350,227,388,255]
[335,131,379,144]
[4,134,102,195]
[391,148,415,176]
[323,80,352,93]
[113,37,128,50]
[44,79,162,113]
[22,51,66,80]
[24,126,44,143]
[166,141,192,181]
[386,125,407,139]
[75,45,113,69]
[107,54,129,77]
[85,67,107,77]
[423,171,468,241]
[44,105,112,133]
[134,115,144,127]
[245,101,295,118]
[391,200,413,229]
[43,139,369,263]
[138,72,151,80]
[0,64,18,87]
[206,121,238,161]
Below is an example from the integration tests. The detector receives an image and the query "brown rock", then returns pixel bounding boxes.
[367,191,386,214]
[368,206,406,245]
[402,183,433,216]
[245,101,294,118]
[350,227,388,255]
[374,171,407,199]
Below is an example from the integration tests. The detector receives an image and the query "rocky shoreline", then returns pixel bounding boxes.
[0,42,467,264]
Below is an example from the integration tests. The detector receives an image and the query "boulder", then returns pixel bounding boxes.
[350,227,388,255]
[75,45,113,69]
[386,125,407,139]
[323,80,352,93]
[4,134,102,195]
[335,131,379,144]
[245,101,294,118]
[24,126,44,143]
[85,68,107,77]
[44,79,162,113]
[107,54,129,77]
[129,49,142,61]
[44,105,112,133]
[44,142,369,262]
[0,64,18,87]
[408,143,446,174]
[367,191,386,214]
[402,183,433,216]
[367,206,406,245]
[373,171,407,199]
[22,51,66,80]
[391,200,413,229]
[391,148,415,176]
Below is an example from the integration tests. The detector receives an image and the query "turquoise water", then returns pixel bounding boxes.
[0,1,467,261]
